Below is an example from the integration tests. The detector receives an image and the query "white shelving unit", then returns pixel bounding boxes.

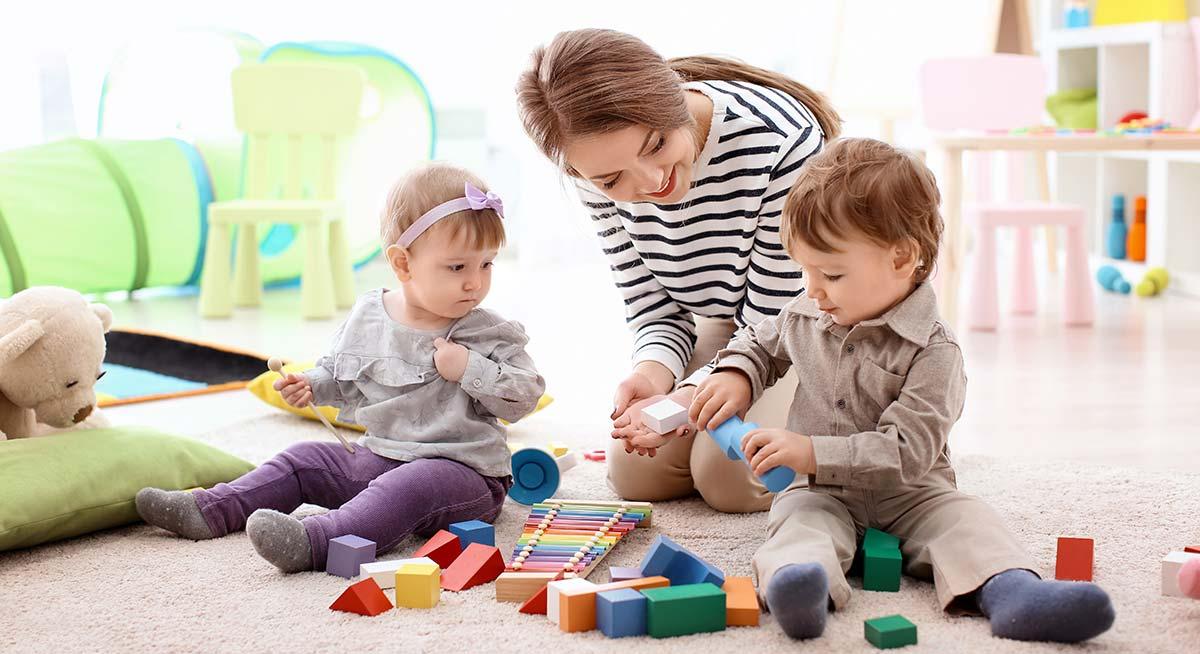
[1040,2,1200,296]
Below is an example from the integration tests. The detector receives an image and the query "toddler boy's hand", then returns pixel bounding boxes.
[433,337,470,382]
[273,373,313,408]
[689,370,752,432]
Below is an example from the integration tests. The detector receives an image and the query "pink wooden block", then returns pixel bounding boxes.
[1180,558,1200,599]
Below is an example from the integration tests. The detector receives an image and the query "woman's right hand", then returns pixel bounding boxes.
[611,362,674,421]
[611,386,697,457]
[273,373,314,408]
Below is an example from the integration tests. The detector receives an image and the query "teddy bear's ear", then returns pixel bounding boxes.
[0,319,45,368]
[90,303,113,333]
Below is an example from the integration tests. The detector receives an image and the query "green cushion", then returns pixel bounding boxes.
[0,426,254,552]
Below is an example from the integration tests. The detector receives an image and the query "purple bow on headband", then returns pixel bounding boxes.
[464,183,505,218]
[395,181,506,248]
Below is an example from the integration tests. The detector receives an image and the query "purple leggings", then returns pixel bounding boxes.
[192,441,510,570]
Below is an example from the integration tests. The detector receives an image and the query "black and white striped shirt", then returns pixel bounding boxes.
[575,80,825,380]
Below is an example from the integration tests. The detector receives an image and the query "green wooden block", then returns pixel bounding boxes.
[862,528,900,552]
[864,614,917,649]
[863,546,902,591]
[641,583,727,638]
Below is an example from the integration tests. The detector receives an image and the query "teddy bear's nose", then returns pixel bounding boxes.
[73,405,93,423]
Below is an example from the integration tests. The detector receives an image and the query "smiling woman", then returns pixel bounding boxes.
[516,29,840,513]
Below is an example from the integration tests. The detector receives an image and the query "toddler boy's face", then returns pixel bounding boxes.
[789,230,917,327]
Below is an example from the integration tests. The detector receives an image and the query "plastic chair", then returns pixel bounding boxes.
[919,55,1093,330]
[1190,18,1200,130]
[199,63,364,319]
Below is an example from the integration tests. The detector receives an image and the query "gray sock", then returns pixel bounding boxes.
[246,509,313,573]
[765,562,829,639]
[979,569,1115,643]
[135,488,215,540]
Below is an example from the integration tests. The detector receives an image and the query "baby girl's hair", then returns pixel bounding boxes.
[380,162,506,251]
[781,138,942,283]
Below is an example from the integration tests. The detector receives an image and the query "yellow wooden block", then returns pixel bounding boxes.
[395,562,440,609]
[547,441,569,457]
[1094,0,1185,25]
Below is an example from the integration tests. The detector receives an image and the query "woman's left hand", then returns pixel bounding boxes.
[433,338,470,382]
[741,428,816,477]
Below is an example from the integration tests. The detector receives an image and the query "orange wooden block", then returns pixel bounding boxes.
[1055,537,1094,581]
[1185,545,1200,554]
[518,571,565,615]
[441,543,504,591]
[723,576,760,627]
[413,530,462,569]
[558,575,670,633]
[330,578,392,617]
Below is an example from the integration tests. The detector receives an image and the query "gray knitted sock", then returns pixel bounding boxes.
[246,509,313,573]
[979,569,1115,643]
[765,562,830,640]
[135,488,215,540]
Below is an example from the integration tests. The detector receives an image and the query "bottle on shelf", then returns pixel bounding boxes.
[1106,194,1126,259]
[1064,0,1091,28]
[1127,196,1147,262]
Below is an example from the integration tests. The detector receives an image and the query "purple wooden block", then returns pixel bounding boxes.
[327,535,376,578]
[609,566,644,583]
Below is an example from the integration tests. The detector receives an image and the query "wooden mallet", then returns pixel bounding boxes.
[268,358,354,453]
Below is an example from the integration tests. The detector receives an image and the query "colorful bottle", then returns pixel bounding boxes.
[1096,265,1131,294]
[1127,196,1146,262]
[1064,0,1091,28]
[1106,194,1126,259]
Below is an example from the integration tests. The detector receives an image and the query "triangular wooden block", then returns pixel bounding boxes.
[330,578,392,617]
[414,529,462,569]
[517,571,565,615]
[441,543,504,591]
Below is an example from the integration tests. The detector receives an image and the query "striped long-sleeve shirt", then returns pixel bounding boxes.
[575,80,825,381]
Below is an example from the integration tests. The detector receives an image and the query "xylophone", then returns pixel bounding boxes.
[495,499,653,603]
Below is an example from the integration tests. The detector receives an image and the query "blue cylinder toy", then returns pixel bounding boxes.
[1096,265,1131,294]
[708,417,796,493]
[1106,194,1127,259]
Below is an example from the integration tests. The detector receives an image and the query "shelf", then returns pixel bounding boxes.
[1044,21,1191,50]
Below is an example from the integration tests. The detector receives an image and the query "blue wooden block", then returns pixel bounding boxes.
[597,588,647,638]
[327,534,376,579]
[638,534,724,587]
[639,534,686,578]
[449,520,494,549]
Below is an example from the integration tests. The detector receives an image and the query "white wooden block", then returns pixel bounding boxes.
[360,556,436,589]
[546,577,594,626]
[642,398,688,434]
[1162,551,1200,597]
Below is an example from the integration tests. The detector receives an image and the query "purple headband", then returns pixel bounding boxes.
[396,182,505,248]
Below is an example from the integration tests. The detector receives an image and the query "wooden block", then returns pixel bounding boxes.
[517,571,565,614]
[1055,537,1094,582]
[413,530,461,569]
[863,547,902,592]
[642,398,688,434]
[641,583,727,638]
[329,578,392,617]
[441,543,504,591]
[496,571,560,603]
[722,576,759,627]
[864,614,917,649]
[640,534,724,587]
[558,576,670,633]
[1162,551,1200,597]
[326,534,375,579]
[1184,545,1200,554]
[862,528,900,552]
[395,562,440,609]
[547,441,569,457]
[547,577,595,626]
[597,588,647,638]
[1179,558,1200,599]
[449,519,494,548]
[359,557,435,589]
[609,566,643,583]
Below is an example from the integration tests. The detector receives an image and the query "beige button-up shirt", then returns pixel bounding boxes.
[712,282,966,490]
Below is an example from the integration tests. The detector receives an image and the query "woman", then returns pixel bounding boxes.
[516,29,839,512]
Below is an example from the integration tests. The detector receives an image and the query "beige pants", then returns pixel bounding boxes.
[754,466,1038,613]
[606,317,800,513]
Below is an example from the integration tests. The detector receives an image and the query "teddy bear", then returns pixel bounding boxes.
[0,286,113,440]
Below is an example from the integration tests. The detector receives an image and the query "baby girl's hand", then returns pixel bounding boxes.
[273,373,313,408]
[433,338,470,383]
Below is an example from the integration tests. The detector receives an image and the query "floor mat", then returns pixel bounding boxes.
[97,329,270,406]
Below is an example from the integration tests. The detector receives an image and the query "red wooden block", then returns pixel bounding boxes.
[414,530,462,569]
[1185,545,1200,554]
[441,543,505,591]
[518,571,564,614]
[330,578,392,617]
[1055,537,1094,581]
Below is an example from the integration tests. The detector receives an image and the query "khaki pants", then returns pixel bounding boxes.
[753,466,1038,613]
[606,317,799,513]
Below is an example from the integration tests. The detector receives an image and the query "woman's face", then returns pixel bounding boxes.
[564,123,698,204]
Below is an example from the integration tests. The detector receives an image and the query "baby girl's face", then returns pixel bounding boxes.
[403,226,497,320]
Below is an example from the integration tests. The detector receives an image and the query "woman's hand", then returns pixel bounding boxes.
[611,386,697,457]
[610,361,675,421]
[689,370,752,432]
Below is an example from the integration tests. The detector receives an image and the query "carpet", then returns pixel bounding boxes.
[2,412,1197,653]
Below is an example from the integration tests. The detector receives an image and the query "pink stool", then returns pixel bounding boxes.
[968,202,1094,330]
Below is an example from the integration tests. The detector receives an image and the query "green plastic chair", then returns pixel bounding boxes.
[199,63,364,319]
